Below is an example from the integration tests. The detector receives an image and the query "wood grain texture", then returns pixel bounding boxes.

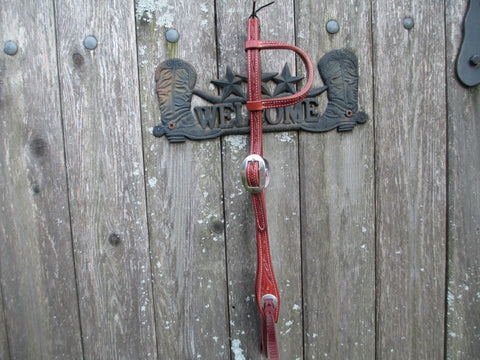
[215,6,257,358]
[0,285,9,359]
[135,0,230,358]
[1,1,478,358]
[0,1,83,359]
[373,0,447,358]
[445,1,480,358]
[295,0,376,358]
[217,0,303,358]
[54,0,157,358]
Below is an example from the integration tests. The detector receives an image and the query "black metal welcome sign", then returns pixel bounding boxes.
[153,49,367,143]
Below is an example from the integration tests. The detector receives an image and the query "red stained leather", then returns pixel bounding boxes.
[245,15,313,360]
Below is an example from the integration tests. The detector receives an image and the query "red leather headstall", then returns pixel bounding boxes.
[242,2,314,358]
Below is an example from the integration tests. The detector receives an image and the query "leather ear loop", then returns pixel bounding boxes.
[245,40,315,111]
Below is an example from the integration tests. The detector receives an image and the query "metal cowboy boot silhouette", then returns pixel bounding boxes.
[153,58,221,142]
[302,49,368,132]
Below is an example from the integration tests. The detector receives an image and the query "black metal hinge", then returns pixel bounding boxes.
[457,0,480,87]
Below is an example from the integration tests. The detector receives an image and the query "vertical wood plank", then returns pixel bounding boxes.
[0,285,9,359]
[295,0,375,358]
[445,0,480,358]
[217,0,303,358]
[135,0,230,358]
[373,0,447,358]
[215,5,254,356]
[55,0,157,358]
[0,0,83,358]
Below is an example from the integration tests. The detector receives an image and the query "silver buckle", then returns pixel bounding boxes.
[261,294,278,309]
[241,154,270,193]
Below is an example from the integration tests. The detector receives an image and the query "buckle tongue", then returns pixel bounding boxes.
[241,154,270,193]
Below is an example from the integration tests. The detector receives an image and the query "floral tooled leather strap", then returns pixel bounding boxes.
[243,5,313,359]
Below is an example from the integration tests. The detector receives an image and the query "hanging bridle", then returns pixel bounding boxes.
[241,2,314,358]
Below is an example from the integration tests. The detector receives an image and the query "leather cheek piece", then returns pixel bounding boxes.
[245,40,315,111]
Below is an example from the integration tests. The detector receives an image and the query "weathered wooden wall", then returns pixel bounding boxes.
[0,0,478,359]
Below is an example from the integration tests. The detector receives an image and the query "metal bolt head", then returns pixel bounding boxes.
[326,20,340,34]
[83,35,97,50]
[4,41,18,56]
[469,55,480,67]
[403,17,414,30]
[166,29,180,43]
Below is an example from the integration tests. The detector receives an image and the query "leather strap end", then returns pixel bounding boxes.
[260,299,279,360]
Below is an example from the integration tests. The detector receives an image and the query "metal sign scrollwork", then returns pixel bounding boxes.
[153,49,368,143]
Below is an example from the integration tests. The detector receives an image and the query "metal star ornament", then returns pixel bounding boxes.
[272,64,303,96]
[211,66,245,101]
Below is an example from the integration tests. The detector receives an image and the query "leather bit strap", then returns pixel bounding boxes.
[243,9,313,359]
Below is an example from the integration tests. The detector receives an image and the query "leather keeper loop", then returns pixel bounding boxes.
[246,101,264,111]
[245,39,262,50]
